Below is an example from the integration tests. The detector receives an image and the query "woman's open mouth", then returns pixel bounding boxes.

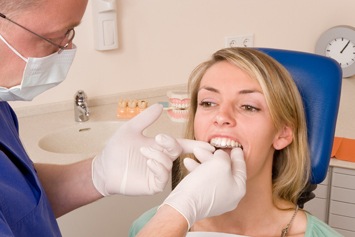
[210,137,243,150]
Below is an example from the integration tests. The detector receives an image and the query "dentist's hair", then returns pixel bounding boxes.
[0,0,42,30]
[173,47,310,206]
[0,0,42,14]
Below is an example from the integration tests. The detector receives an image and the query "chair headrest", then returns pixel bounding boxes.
[257,48,342,184]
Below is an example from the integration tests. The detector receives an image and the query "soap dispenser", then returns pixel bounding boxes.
[92,0,119,51]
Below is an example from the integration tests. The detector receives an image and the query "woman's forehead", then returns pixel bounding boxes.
[200,61,261,90]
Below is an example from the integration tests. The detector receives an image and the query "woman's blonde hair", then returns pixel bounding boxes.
[172,47,310,205]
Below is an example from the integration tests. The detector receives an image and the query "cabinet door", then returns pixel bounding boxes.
[304,171,330,223]
[329,167,355,234]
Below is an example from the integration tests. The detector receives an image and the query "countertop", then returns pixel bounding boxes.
[329,157,355,170]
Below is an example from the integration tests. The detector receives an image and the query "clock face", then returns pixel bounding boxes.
[315,25,355,78]
[326,37,355,69]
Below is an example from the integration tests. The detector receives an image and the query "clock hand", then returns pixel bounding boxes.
[340,40,350,53]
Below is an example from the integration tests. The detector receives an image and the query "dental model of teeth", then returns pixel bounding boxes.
[166,90,190,123]
[210,137,243,149]
[116,99,148,119]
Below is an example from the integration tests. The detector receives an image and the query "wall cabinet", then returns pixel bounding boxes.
[304,167,355,236]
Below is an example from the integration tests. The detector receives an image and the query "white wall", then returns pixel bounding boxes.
[11,0,355,137]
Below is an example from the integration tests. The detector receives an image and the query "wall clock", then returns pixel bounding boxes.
[315,25,355,78]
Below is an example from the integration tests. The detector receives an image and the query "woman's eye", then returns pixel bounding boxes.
[198,101,216,107]
[241,105,260,112]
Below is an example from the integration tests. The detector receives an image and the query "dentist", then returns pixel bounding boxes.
[0,0,246,236]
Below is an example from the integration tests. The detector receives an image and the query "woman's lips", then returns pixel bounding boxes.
[209,137,243,149]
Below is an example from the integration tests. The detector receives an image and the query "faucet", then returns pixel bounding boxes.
[74,90,90,122]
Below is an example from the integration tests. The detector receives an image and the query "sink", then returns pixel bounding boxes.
[38,121,124,154]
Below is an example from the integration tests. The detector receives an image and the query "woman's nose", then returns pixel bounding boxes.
[214,106,236,126]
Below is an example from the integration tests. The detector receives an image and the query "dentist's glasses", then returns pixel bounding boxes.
[0,13,75,54]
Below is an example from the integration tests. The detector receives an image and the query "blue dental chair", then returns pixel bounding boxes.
[258,48,342,184]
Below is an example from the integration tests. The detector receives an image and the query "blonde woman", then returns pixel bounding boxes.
[131,48,342,236]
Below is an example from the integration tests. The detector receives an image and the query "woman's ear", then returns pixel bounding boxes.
[273,126,293,150]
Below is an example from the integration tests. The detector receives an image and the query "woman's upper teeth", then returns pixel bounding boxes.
[210,137,242,149]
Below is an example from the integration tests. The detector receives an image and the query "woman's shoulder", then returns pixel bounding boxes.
[304,212,344,236]
[129,206,158,237]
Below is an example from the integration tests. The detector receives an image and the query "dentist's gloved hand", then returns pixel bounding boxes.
[162,147,247,229]
[92,104,214,196]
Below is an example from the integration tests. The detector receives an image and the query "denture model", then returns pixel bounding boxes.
[166,90,190,123]
[116,99,148,119]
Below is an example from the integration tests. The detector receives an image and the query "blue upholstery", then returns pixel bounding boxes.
[257,48,342,184]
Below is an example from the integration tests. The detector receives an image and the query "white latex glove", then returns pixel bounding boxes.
[92,104,214,196]
[163,147,247,229]
[140,136,215,176]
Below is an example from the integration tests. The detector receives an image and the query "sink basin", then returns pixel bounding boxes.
[38,121,124,154]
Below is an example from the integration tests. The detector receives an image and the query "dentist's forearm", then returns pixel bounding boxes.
[35,158,102,217]
[137,205,188,237]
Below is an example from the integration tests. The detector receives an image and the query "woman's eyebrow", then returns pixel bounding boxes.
[239,89,263,95]
[198,86,220,93]
[198,87,262,95]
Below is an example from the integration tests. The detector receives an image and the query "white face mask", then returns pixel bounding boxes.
[0,33,77,101]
